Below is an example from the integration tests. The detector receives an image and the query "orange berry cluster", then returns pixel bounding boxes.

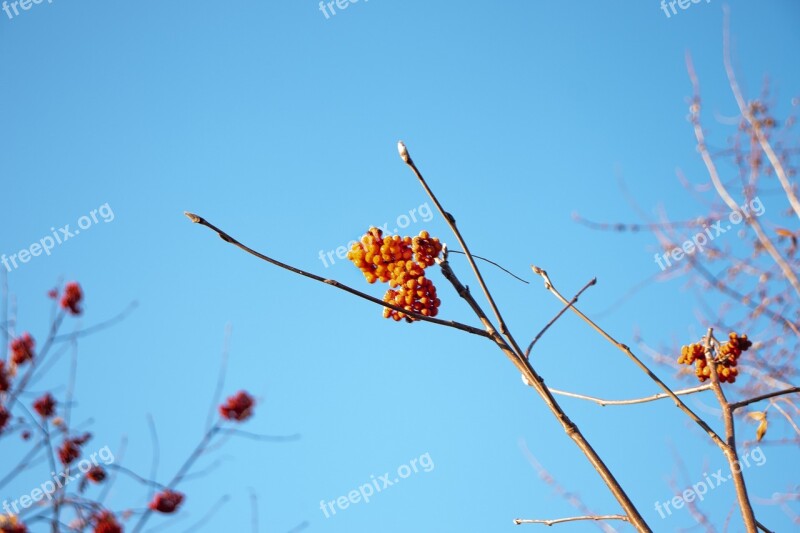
[678,332,752,383]
[347,227,443,322]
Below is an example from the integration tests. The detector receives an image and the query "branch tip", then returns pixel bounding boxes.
[184,211,202,224]
[397,140,411,164]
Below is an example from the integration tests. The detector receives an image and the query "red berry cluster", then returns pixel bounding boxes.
[92,511,122,533]
[347,228,443,322]
[10,333,35,366]
[60,282,83,315]
[33,393,56,418]
[678,332,752,383]
[149,489,184,514]
[0,406,9,434]
[0,515,27,533]
[0,360,9,392]
[58,433,92,465]
[219,390,255,422]
[87,465,107,483]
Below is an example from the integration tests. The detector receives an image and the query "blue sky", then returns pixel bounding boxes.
[1,1,799,531]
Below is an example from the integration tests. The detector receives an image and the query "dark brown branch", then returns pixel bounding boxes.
[730,387,800,412]
[184,212,490,339]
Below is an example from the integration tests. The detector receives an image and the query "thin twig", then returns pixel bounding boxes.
[206,324,232,432]
[147,414,161,503]
[52,301,138,342]
[525,278,596,359]
[548,384,712,407]
[514,515,629,526]
[730,387,800,411]
[448,249,529,284]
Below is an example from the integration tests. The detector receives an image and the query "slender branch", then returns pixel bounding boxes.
[730,387,800,412]
[548,384,712,407]
[216,428,301,442]
[769,400,800,437]
[184,212,490,339]
[398,142,526,357]
[52,301,138,342]
[147,414,161,503]
[205,324,232,432]
[702,328,757,533]
[514,515,629,526]
[525,278,596,359]
[131,426,220,533]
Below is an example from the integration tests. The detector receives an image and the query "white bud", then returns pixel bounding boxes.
[397,141,410,163]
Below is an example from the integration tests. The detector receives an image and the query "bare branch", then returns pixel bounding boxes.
[548,384,712,407]
[730,387,800,411]
[514,515,629,526]
[184,212,490,339]
[525,277,596,359]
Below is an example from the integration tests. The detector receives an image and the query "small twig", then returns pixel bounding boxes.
[206,324,232,432]
[184,212,490,339]
[52,301,138,342]
[514,515,629,526]
[217,428,301,442]
[147,414,161,503]
[525,278,596,359]
[448,249,529,284]
[548,384,712,407]
[730,387,800,411]
[180,495,230,533]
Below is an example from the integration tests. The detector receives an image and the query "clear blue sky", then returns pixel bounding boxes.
[1,1,798,531]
